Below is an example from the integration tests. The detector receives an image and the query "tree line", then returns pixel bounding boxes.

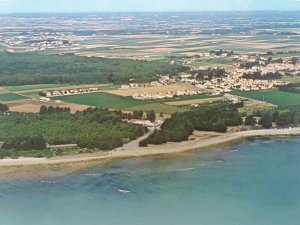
[192,68,226,80]
[121,110,157,122]
[242,71,282,80]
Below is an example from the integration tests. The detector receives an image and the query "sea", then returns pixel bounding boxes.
[0,137,299,225]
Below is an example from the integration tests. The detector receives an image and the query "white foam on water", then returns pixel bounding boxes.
[229,149,238,153]
[40,180,58,184]
[175,168,195,172]
[116,189,131,193]
[84,173,102,177]
[262,140,273,144]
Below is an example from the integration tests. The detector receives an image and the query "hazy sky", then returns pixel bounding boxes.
[0,0,300,13]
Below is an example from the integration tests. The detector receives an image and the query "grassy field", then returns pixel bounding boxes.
[158,94,222,103]
[0,93,28,102]
[189,58,236,68]
[54,92,148,109]
[233,90,300,107]
[100,84,120,90]
[53,92,187,114]
[20,91,41,97]
[125,103,188,114]
[165,97,224,106]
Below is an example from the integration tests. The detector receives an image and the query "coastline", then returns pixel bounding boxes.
[1,128,300,174]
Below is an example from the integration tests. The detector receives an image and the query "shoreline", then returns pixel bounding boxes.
[1,128,300,172]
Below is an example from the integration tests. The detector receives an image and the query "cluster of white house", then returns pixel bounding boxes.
[128,119,164,128]
[242,63,300,76]
[195,75,289,96]
[121,75,176,90]
[181,53,231,65]
[45,87,101,97]
[132,90,202,100]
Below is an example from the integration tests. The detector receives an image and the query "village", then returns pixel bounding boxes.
[129,59,297,100]
[1,31,79,53]
[183,67,291,96]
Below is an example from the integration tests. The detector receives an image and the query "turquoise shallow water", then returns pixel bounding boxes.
[0,137,299,225]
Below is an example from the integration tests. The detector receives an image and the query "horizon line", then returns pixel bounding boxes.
[1,9,300,14]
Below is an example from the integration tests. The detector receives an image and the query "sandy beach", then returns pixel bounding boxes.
[1,128,300,170]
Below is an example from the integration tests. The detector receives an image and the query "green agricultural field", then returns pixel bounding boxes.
[0,93,28,102]
[54,92,148,109]
[21,91,41,97]
[100,84,120,90]
[159,94,221,103]
[125,103,189,115]
[190,58,236,69]
[233,90,300,107]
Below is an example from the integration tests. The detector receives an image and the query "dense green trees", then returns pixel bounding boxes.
[259,113,273,129]
[193,68,226,80]
[132,110,144,119]
[0,103,9,113]
[2,135,46,151]
[242,71,282,80]
[0,107,147,153]
[139,130,167,147]
[253,108,298,128]
[77,133,123,150]
[0,52,188,86]
[274,110,296,127]
[39,105,71,114]
[146,110,156,122]
[245,115,256,126]
[162,117,194,142]
[140,103,243,146]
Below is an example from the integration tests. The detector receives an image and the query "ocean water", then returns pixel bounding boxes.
[0,137,299,225]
